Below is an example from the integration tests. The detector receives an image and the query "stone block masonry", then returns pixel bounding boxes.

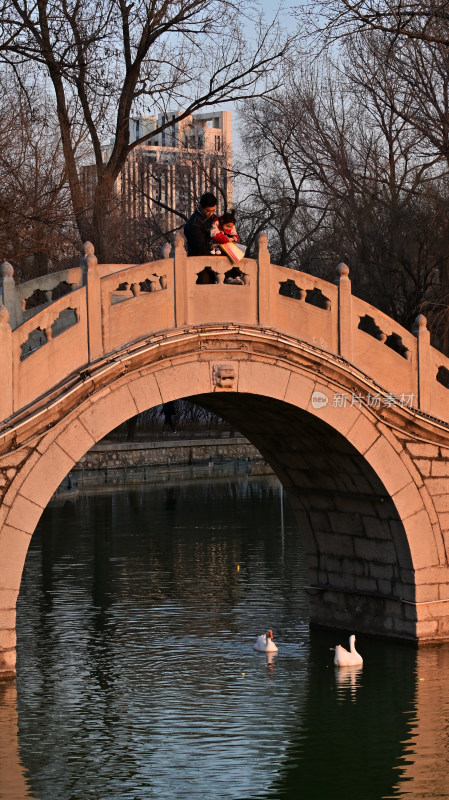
[56,436,272,493]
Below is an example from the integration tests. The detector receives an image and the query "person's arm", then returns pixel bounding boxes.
[210,219,220,240]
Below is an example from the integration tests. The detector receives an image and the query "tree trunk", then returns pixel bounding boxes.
[90,174,120,263]
[440,252,449,356]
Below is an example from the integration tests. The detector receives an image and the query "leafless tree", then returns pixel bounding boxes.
[305,0,449,349]
[235,74,332,266]
[235,50,447,335]
[0,68,80,278]
[0,0,292,262]
[308,0,449,47]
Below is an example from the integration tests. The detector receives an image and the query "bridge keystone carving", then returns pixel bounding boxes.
[212,363,237,390]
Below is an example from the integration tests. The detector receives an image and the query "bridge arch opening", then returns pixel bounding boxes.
[17,393,418,646]
[190,392,416,638]
[1,343,443,677]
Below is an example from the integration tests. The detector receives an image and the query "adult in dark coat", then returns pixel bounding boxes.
[184,192,217,256]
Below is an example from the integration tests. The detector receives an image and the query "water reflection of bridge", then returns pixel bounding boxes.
[0,683,37,800]
[3,234,449,675]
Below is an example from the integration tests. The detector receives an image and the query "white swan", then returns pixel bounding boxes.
[253,630,278,652]
[334,634,363,667]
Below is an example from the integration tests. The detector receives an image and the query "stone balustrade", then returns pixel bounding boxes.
[1,234,449,429]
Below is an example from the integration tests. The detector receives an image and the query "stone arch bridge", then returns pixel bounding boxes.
[2,234,449,677]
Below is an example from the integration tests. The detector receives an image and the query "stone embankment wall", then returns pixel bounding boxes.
[71,436,269,473]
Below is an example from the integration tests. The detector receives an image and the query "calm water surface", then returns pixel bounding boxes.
[2,475,449,799]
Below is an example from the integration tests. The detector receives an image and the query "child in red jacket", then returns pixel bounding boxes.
[210,209,239,254]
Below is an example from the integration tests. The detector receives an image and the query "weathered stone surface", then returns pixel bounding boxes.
[0,609,15,629]
[407,443,439,458]
[354,538,397,563]
[80,385,138,441]
[424,477,449,496]
[346,413,380,455]
[393,483,427,521]
[50,417,96,463]
[365,437,410,495]
[416,620,439,639]
[431,460,449,477]
[128,372,163,414]
[0,526,32,589]
[20,442,75,509]
[3,243,449,660]
[0,647,16,675]
[432,495,449,513]
[0,589,19,610]
[4,496,42,536]
[414,459,432,477]
[363,516,393,540]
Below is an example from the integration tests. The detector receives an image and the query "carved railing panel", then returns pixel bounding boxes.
[358,314,385,341]
[305,287,331,310]
[16,268,83,323]
[11,288,88,411]
[5,237,449,425]
[196,266,219,284]
[426,351,449,420]
[20,327,47,359]
[352,296,417,397]
[385,332,411,360]
[101,259,174,352]
[279,278,305,300]
[437,366,449,389]
[273,265,337,352]
[51,307,79,338]
[186,254,256,327]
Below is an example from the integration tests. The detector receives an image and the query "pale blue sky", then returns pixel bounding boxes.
[226,1,299,157]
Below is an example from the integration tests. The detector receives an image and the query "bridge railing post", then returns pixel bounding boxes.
[256,233,271,327]
[0,306,13,420]
[336,262,353,361]
[0,262,20,330]
[172,232,188,327]
[413,314,431,413]
[82,242,103,361]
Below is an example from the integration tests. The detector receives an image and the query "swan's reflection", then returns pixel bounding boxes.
[266,651,276,676]
[334,664,363,702]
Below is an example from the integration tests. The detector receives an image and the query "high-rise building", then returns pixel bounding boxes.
[83,110,232,231]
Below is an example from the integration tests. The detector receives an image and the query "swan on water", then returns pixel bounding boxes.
[253,630,278,653]
[333,634,363,667]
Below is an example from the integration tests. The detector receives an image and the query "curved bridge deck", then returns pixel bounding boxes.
[1,234,449,428]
